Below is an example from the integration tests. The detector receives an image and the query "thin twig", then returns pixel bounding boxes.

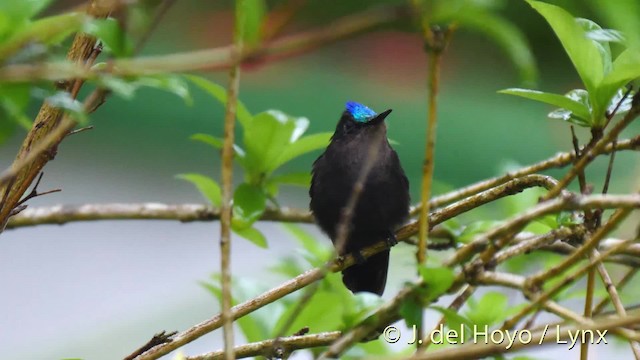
[5,203,313,229]
[218,16,243,360]
[542,98,640,200]
[184,331,341,360]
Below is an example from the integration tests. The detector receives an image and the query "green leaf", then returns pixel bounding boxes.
[457,221,503,244]
[430,306,474,335]
[283,223,332,266]
[399,296,423,329]
[202,275,281,342]
[268,172,312,187]
[546,89,592,127]
[499,88,591,122]
[190,133,247,163]
[243,110,298,180]
[232,183,266,229]
[342,292,384,328]
[273,132,332,170]
[185,75,253,127]
[466,292,508,327]
[233,226,268,248]
[176,173,221,206]
[0,12,85,61]
[599,49,640,108]
[527,0,604,118]
[588,0,640,51]
[417,266,455,302]
[236,0,266,47]
[0,112,17,145]
[0,0,53,37]
[0,83,31,130]
[101,74,192,104]
[83,18,133,57]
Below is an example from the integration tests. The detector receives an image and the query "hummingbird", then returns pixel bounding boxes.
[310,101,410,295]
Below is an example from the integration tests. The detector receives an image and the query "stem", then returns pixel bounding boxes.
[219,5,244,357]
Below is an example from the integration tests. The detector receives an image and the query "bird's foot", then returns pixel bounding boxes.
[384,231,398,247]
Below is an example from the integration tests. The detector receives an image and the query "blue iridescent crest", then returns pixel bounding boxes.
[345,101,377,123]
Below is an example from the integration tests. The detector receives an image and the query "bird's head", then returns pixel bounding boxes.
[333,101,392,140]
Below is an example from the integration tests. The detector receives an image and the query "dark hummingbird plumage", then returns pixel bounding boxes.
[310,102,410,295]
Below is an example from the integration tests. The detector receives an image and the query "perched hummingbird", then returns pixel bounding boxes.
[310,101,410,295]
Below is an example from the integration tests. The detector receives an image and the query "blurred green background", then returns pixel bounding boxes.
[1,0,639,359]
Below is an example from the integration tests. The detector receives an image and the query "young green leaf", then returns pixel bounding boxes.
[272,132,332,170]
[83,18,133,57]
[176,173,222,206]
[417,266,455,302]
[100,74,192,104]
[399,295,423,330]
[232,183,266,229]
[268,172,312,187]
[190,133,247,162]
[185,75,253,127]
[466,292,508,327]
[243,110,297,180]
[527,0,606,123]
[499,88,591,122]
[0,12,86,61]
[233,226,268,248]
[236,0,266,47]
[342,292,384,328]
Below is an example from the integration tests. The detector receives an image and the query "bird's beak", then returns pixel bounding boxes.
[369,109,392,125]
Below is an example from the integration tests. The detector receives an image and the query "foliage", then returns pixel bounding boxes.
[180,76,332,247]
[501,0,640,128]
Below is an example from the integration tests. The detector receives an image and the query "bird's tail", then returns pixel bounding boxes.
[342,249,389,296]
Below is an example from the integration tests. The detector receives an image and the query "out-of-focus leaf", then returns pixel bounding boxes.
[283,223,332,265]
[457,221,503,244]
[417,266,455,302]
[586,29,625,44]
[233,226,268,248]
[0,0,54,37]
[274,291,344,334]
[466,292,508,327]
[430,305,474,340]
[45,91,87,123]
[232,183,266,229]
[268,172,312,187]
[527,0,604,120]
[577,18,612,76]
[0,83,31,129]
[0,12,85,61]
[101,74,192,104]
[342,292,384,328]
[186,75,253,127]
[176,173,221,206]
[236,0,265,47]
[588,0,640,51]
[84,18,133,57]
[399,296,423,329]
[0,113,17,144]
[499,88,591,123]
[273,132,332,170]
